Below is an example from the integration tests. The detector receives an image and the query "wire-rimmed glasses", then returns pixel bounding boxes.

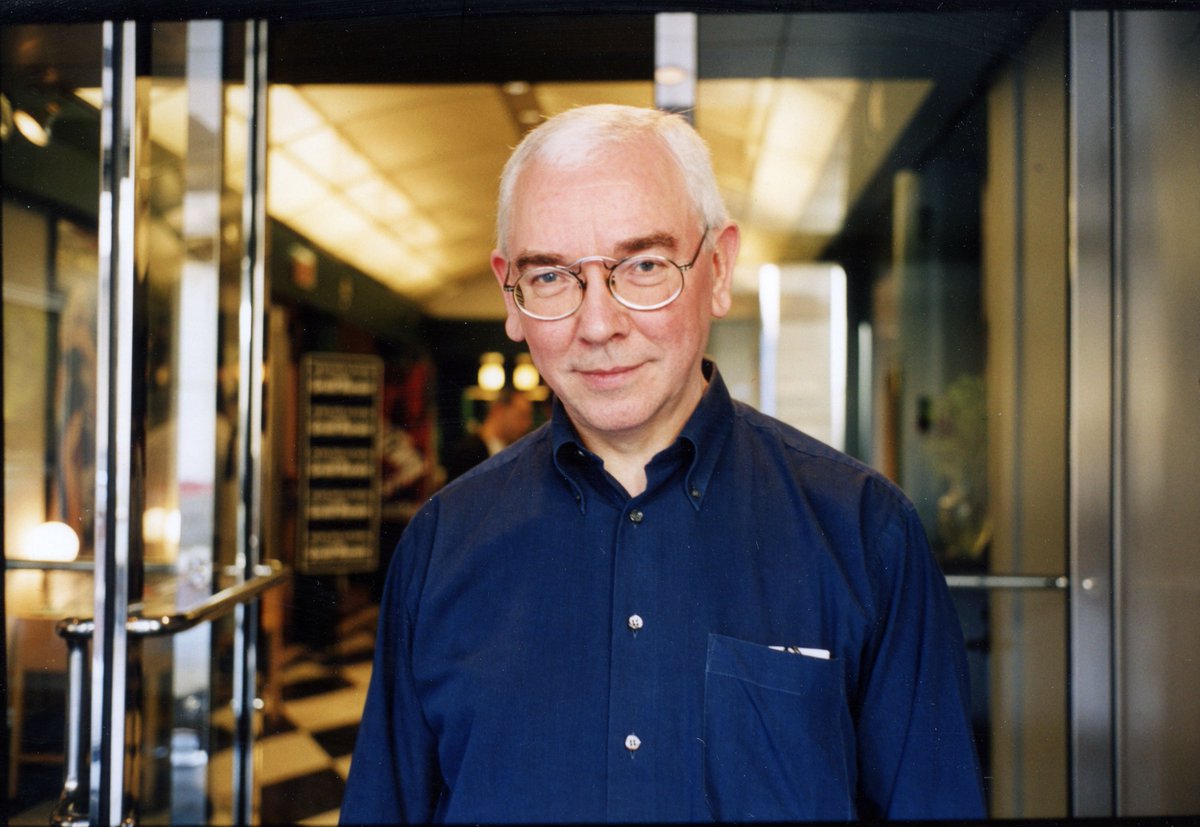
[503,230,708,321]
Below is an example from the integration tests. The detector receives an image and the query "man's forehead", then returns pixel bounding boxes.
[508,158,692,251]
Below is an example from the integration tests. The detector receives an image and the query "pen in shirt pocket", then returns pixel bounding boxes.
[769,645,831,659]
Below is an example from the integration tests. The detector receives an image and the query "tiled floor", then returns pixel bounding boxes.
[214,605,377,824]
[8,604,377,826]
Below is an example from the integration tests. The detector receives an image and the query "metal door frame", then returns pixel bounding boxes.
[1068,9,1117,818]
[86,18,273,826]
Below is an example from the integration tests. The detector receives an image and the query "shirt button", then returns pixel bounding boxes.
[690,487,702,499]
[628,509,644,524]
[624,734,641,752]
[627,614,644,631]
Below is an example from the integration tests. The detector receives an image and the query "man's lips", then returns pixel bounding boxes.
[576,364,640,385]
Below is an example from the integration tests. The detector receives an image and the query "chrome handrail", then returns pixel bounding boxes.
[50,560,287,827]
[55,560,287,640]
[945,573,1069,590]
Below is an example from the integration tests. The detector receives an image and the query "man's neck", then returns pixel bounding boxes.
[570,377,708,498]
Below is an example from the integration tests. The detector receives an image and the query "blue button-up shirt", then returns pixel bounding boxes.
[341,363,984,823]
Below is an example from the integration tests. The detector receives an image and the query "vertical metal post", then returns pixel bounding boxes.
[170,19,226,824]
[232,18,269,825]
[64,637,87,799]
[92,20,138,826]
[654,13,697,119]
[1068,10,1117,817]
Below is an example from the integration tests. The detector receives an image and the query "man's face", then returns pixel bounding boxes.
[491,137,738,451]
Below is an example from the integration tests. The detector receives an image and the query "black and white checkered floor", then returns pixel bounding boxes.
[9,604,377,826]
[211,606,377,824]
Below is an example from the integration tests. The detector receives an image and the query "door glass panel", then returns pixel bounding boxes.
[3,23,103,821]
[697,11,1068,817]
[136,19,255,823]
[4,19,264,825]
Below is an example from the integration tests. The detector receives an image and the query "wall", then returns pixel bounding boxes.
[1114,10,1200,815]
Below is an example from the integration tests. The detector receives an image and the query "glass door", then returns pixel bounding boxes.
[3,19,278,825]
[692,10,1071,817]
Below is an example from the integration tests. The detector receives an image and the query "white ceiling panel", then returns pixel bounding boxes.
[259,76,927,317]
[348,89,518,172]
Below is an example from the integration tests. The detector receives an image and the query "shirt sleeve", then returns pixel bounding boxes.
[340,502,443,825]
[854,487,987,819]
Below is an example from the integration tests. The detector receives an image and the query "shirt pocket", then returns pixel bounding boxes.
[702,633,856,822]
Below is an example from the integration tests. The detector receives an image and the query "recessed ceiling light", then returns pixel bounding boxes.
[502,81,531,96]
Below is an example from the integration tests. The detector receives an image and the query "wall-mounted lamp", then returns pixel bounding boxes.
[478,352,506,392]
[512,353,540,392]
[14,109,51,146]
[11,98,59,148]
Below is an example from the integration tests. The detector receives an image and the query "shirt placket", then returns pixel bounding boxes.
[606,496,659,819]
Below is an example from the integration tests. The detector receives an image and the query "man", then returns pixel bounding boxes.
[441,388,533,483]
[342,105,984,823]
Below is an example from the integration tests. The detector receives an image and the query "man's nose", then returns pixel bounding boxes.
[574,262,628,341]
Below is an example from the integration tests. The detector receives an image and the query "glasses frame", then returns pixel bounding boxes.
[503,229,709,321]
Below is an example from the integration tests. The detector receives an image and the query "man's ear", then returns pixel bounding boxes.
[491,249,527,343]
[708,221,740,319]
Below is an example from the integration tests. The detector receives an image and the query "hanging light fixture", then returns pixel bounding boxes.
[512,353,540,392]
[477,352,506,392]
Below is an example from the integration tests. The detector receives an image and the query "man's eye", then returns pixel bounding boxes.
[622,258,668,279]
[522,269,573,292]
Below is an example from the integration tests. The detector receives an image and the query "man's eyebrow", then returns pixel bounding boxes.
[513,233,680,271]
[614,233,679,257]
[513,251,564,270]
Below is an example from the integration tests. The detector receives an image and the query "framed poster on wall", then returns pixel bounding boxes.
[297,352,382,575]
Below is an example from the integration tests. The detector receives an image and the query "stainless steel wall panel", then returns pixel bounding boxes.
[1068,10,1117,817]
[1113,10,1200,816]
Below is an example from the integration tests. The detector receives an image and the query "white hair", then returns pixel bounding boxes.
[495,104,728,254]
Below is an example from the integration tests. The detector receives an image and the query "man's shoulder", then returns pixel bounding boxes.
[439,422,554,492]
[728,400,912,511]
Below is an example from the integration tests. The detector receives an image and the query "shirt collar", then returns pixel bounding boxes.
[550,358,735,513]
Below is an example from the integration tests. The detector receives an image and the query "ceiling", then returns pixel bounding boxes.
[3,12,1041,320]
[255,75,930,320]
[255,11,1037,320]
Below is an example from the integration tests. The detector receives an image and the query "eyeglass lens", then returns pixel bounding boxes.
[515,256,684,318]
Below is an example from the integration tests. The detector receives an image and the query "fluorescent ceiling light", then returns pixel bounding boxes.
[287,126,374,185]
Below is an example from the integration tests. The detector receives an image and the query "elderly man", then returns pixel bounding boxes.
[342,105,984,823]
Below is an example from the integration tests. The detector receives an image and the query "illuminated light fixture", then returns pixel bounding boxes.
[512,353,540,392]
[23,521,80,563]
[744,79,857,234]
[502,80,531,96]
[654,13,696,112]
[14,107,51,147]
[144,506,183,547]
[0,93,13,142]
[478,352,506,392]
[654,65,688,87]
[517,108,541,126]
